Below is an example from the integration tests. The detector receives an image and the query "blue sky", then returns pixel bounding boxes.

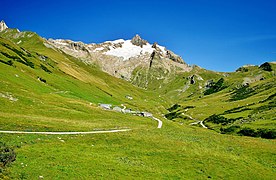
[1,0,276,72]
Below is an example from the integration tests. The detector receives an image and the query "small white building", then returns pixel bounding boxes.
[113,106,122,112]
[123,109,132,114]
[99,104,112,110]
[142,112,152,117]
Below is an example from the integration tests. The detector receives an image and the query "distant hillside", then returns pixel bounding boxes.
[164,63,276,138]
[0,20,275,139]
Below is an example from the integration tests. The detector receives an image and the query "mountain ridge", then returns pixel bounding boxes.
[2,20,274,74]
[46,33,192,87]
[0,20,8,32]
[0,19,275,179]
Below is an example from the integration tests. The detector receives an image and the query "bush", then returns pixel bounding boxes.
[205,114,228,125]
[238,127,258,137]
[238,128,276,139]
[220,125,240,134]
[259,62,272,71]
[165,112,181,120]
[183,105,195,109]
[7,60,13,66]
[230,86,255,101]
[0,59,13,66]
[204,78,227,95]
[236,67,248,72]
[258,129,276,139]
[167,104,181,112]
[0,142,16,168]
[40,64,52,73]
[26,61,34,68]
[205,114,240,125]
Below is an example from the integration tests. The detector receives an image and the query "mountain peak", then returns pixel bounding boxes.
[133,34,142,39]
[0,20,8,32]
[131,34,148,47]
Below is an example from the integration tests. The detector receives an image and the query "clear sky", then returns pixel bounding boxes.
[1,0,276,72]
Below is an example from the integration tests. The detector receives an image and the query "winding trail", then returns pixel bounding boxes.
[152,117,163,128]
[182,112,207,129]
[199,121,208,129]
[1,105,164,135]
[189,120,207,129]
[120,104,162,129]
[0,129,131,135]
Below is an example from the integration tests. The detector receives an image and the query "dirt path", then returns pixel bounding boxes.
[0,129,131,135]
[189,120,207,129]
[199,121,207,129]
[119,105,162,129]
[152,117,163,128]
[182,112,207,129]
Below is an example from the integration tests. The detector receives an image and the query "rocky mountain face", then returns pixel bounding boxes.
[46,34,192,88]
[131,34,148,47]
[0,20,8,32]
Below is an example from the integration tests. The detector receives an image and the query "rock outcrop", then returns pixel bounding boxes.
[46,35,192,83]
[131,34,148,47]
[0,20,8,32]
[166,50,184,64]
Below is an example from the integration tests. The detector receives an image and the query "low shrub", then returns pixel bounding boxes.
[167,104,181,112]
[0,59,13,66]
[258,129,276,139]
[204,78,227,95]
[238,127,258,137]
[236,67,248,72]
[230,86,255,101]
[0,142,16,173]
[165,112,181,120]
[259,62,272,71]
[220,125,241,134]
[40,64,52,73]
[238,128,276,139]
[205,114,240,125]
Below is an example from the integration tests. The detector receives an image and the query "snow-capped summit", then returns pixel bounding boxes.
[104,39,154,61]
[0,20,8,32]
[46,35,190,81]
[47,35,175,61]
[102,35,167,61]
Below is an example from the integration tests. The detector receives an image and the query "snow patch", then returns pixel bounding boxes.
[52,39,69,46]
[104,40,154,60]
[157,44,167,54]
[105,39,125,44]
[93,47,104,52]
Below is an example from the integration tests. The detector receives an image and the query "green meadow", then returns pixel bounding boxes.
[0,29,275,179]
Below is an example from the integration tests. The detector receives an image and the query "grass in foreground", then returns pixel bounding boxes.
[1,122,275,179]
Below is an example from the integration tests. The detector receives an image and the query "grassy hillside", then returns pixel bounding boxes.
[2,123,275,179]
[0,28,275,179]
[164,63,276,138]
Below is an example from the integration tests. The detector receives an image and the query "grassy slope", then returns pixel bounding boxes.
[2,124,275,179]
[0,29,275,179]
[164,64,276,137]
[0,31,169,131]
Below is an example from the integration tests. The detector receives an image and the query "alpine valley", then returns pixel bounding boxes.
[0,20,275,179]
